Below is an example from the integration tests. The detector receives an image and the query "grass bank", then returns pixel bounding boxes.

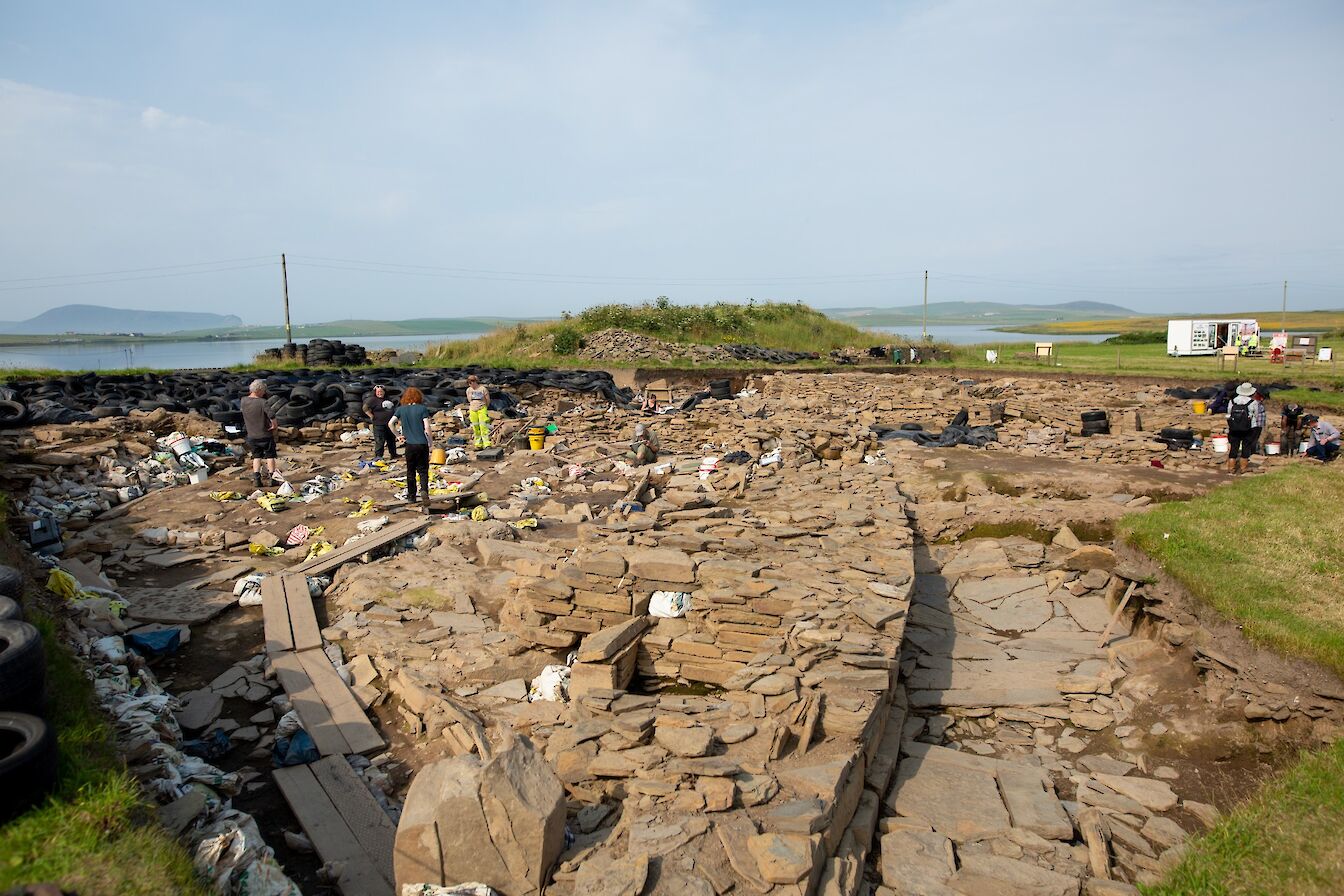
[0,525,206,894]
[1120,466,1344,895]
[422,299,906,367]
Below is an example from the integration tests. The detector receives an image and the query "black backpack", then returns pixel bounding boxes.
[1228,400,1254,433]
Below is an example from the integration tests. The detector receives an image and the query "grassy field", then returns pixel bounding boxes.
[1122,466,1344,895]
[422,299,905,368]
[1027,309,1344,337]
[0,517,206,894]
[947,340,1344,403]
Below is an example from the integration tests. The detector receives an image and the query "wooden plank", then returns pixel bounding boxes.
[309,756,396,885]
[273,764,394,896]
[261,576,294,655]
[270,650,352,757]
[293,518,429,577]
[283,574,322,652]
[296,648,385,755]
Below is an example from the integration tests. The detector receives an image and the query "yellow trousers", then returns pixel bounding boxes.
[469,407,491,447]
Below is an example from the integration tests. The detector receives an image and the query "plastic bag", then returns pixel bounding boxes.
[272,730,320,767]
[650,591,691,618]
[759,448,782,466]
[402,885,498,896]
[46,567,82,601]
[528,665,570,702]
[126,628,182,657]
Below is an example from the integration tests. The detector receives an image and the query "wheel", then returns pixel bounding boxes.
[0,712,58,821]
[1080,410,1108,423]
[0,597,19,622]
[0,621,46,716]
[0,565,21,598]
[1160,427,1195,441]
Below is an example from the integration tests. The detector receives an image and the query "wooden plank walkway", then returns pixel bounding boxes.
[262,574,322,654]
[274,756,396,896]
[293,518,429,577]
[270,649,384,757]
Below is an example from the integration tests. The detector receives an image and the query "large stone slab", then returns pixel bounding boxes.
[954,575,1047,605]
[886,751,1010,841]
[996,764,1074,840]
[941,541,1012,579]
[880,829,957,894]
[910,686,1062,709]
[626,548,696,583]
[949,854,1080,895]
[1093,774,1178,812]
[961,588,1053,633]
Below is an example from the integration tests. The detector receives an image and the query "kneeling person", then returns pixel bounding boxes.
[629,423,659,466]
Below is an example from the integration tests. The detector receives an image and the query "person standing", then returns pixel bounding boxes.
[240,379,279,491]
[466,375,491,448]
[1303,415,1341,463]
[1224,382,1264,474]
[391,387,433,505]
[363,384,398,460]
[1281,400,1306,456]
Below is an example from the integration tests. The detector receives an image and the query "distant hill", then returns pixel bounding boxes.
[4,304,243,335]
[825,300,1139,327]
[172,318,504,339]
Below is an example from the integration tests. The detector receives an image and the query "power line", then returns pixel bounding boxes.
[0,262,278,292]
[0,255,276,285]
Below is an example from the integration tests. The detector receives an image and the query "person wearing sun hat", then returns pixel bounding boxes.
[1224,382,1264,474]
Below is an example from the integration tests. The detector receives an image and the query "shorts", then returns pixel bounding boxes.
[246,437,278,460]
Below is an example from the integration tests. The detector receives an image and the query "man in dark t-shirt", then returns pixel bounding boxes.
[241,379,278,490]
[363,385,398,460]
[1281,402,1305,456]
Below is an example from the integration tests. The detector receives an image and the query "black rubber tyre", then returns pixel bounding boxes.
[899,423,925,432]
[1160,427,1195,441]
[1080,410,1109,423]
[0,597,19,622]
[0,400,27,426]
[0,565,21,599]
[0,621,46,716]
[0,713,58,821]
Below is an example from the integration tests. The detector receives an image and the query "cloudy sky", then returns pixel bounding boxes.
[1,1,1341,325]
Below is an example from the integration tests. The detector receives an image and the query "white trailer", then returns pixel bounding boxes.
[1166,319,1259,356]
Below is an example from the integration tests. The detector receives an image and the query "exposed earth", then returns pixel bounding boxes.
[3,368,1340,896]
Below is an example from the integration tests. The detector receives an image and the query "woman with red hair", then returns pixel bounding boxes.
[391,387,433,504]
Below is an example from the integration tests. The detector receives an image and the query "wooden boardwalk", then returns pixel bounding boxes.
[274,756,396,896]
[293,517,429,577]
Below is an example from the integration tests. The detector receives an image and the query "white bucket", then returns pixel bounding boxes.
[188,468,208,484]
[1211,435,1229,453]
[166,434,193,456]
[1265,443,1281,455]
[1301,441,1311,454]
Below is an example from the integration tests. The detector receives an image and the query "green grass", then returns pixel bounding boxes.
[1143,739,1344,896]
[1120,464,1344,675]
[422,299,928,367]
[0,557,207,894]
[1123,465,1344,895]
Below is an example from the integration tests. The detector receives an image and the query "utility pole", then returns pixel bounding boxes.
[1282,280,1288,335]
[281,253,293,347]
[922,270,928,341]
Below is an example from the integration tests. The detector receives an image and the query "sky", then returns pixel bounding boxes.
[1,0,1341,326]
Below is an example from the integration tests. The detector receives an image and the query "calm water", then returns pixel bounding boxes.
[0,333,479,371]
[865,324,1118,345]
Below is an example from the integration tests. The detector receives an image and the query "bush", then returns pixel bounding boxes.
[552,326,582,355]
[1103,330,1166,345]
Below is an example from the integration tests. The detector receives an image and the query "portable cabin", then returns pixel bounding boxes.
[1166,319,1258,356]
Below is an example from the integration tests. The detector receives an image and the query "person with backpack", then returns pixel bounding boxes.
[1224,382,1264,474]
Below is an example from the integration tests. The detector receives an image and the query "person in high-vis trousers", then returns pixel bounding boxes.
[466,375,491,448]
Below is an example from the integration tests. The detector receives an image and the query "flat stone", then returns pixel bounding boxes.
[747,832,817,884]
[996,764,1073,840]
[962,589,1054,633]
[887,751,1010,842]
[1078,754,1136,777]
[573,851,649,896]
[1140,815,1187,849]
[627,548,696,583]
[696,777,735,812]
[719,722,757,744]
[654,725,714,758]
[157,789,208,835]
[950,853,1080,896]
[955,575,1046,605]
[175,689,223,731]
[1094,774,1178,812]
[879,829,956,892]
[942,542,1013,578]
[748,673,797,696]
[478,678,529,700]
[1064,546,1116,572]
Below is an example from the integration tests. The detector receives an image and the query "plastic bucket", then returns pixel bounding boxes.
[1301,441,1311,454]
[430,447,447,465]
[528,426,546,450]
[1210,435,1229,453]
[1265,443,1281,455]
[166,434,193,456]
[188,468,208,484]
[1191,400,1207,415]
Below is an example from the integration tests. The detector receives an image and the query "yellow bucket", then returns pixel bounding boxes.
[528,426,545,450]
[1192,400,1207,415]
[430,447,447,465]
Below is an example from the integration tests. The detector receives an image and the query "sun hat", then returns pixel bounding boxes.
[1235,382,1255,397]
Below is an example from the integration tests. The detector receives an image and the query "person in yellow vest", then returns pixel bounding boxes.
[465,375,491,448]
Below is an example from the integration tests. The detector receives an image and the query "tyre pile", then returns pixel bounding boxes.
[0,367,636,430]
[257,338,369,366]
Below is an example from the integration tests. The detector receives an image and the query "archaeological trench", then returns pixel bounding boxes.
[3,368,1341,896]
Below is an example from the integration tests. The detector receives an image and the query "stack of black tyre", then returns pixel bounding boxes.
[719,344,819,363]
[1080,410,1111,437]
[0,564,57,821]
[1158,427,1196,450]
[304,339,368,366]
[708,379,734,400]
